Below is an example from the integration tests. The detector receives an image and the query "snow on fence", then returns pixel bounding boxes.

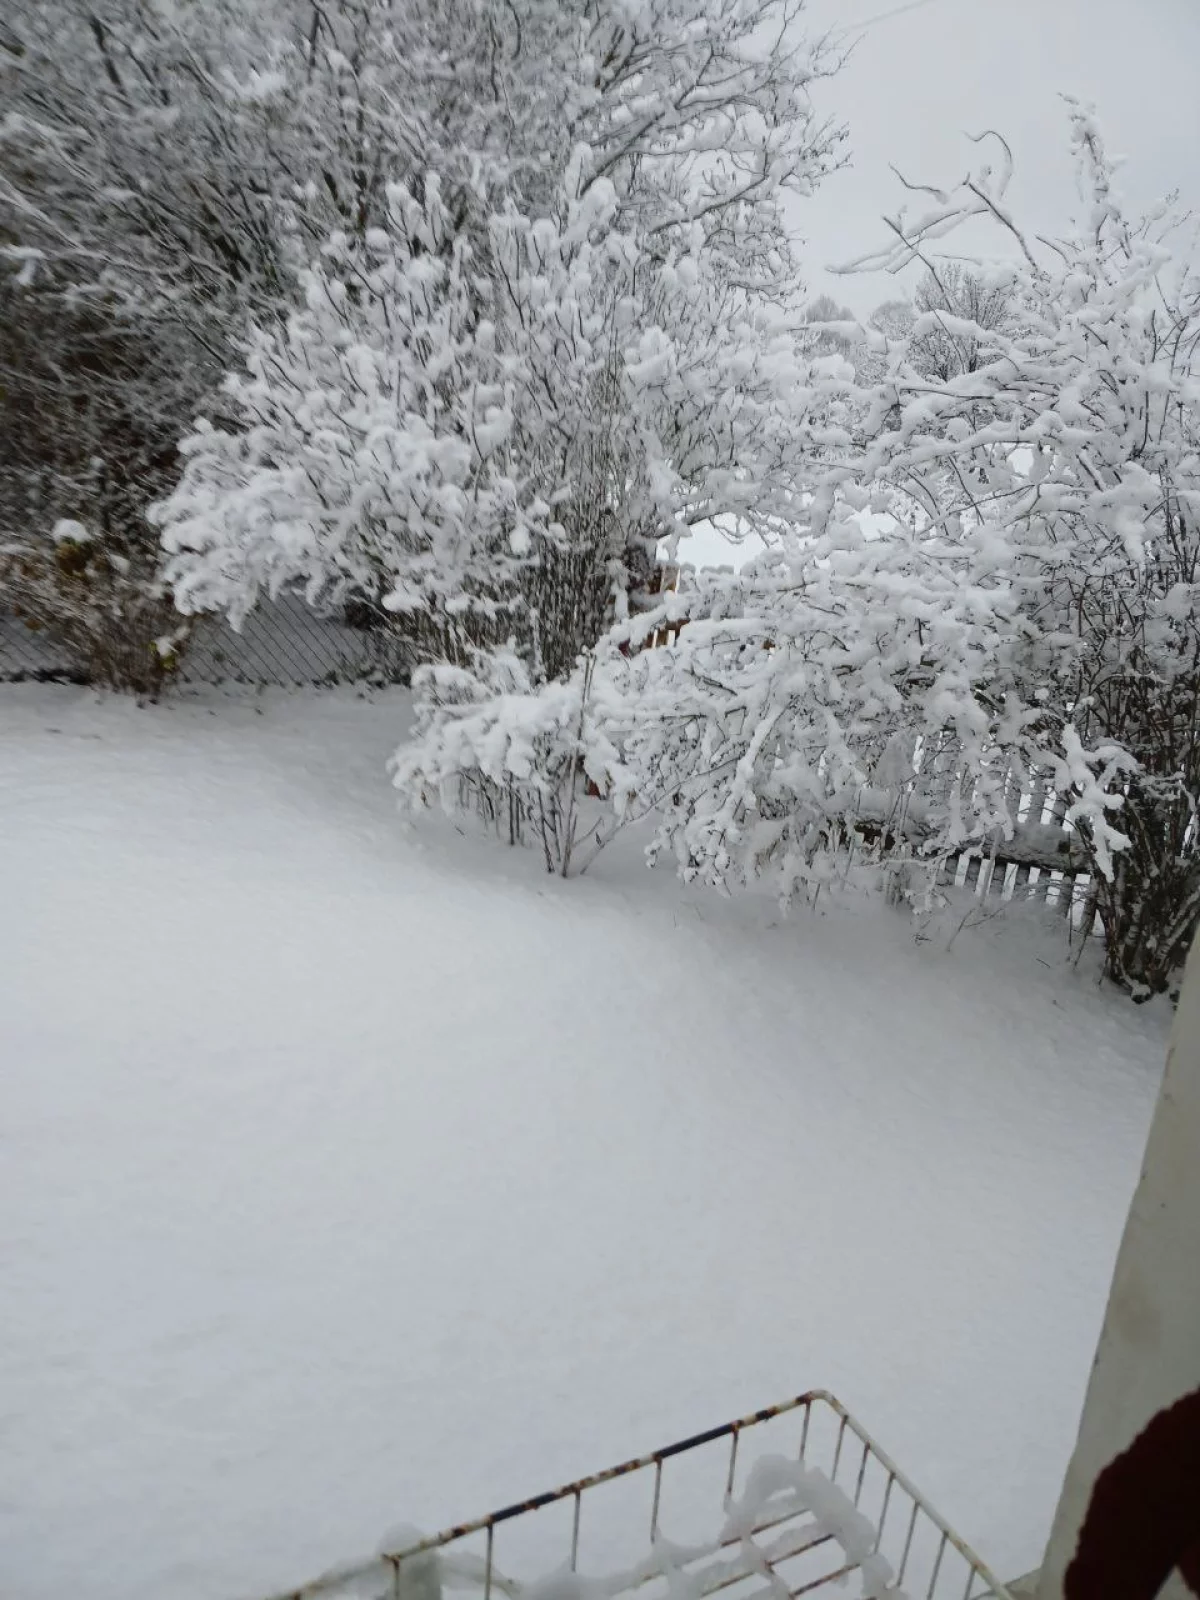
[258,1392,1013,1600]
[941,850,1096,930]
[845,757,1102,936]
[934,787,1101,938]
[0,597,413,688]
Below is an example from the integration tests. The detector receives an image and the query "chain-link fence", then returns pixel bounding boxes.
[0,596,414,687]
[2,566,687,689]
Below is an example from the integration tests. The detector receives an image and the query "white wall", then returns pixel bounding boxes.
[1037,941,1200,1598]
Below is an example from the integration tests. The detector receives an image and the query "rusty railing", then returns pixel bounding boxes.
[256,1392,1012,1600]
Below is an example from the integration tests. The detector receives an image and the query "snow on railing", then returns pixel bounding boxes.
[255,1393,1012,1600]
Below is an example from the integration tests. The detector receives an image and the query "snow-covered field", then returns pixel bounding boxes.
[1,685,1168,1600]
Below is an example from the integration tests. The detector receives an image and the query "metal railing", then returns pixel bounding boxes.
[257,1393,1012,1600]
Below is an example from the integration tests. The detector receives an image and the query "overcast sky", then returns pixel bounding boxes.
[678,0,1200,569]
[796,0,1200,309]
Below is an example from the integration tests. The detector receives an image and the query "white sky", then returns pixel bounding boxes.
[679,0,1200,570]
[798,0,1200,308]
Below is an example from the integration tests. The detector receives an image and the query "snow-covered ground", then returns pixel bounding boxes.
[1,685,1168,1600]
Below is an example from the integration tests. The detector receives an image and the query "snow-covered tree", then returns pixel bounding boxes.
[589,104,1200,997]
[155,0,843,680]
[423,104,1200,999]
[803,293,856,359]
[596,519,1038,898]
[2,0,544,679]
[0,0,316,357]
[1,0,301,680]
[0,270,195,690]
[908,263,1013,381]
[828,106,1200,995]
[0,0,438,336]
[156,170,630,655]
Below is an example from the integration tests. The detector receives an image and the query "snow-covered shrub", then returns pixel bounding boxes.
[834,105,1200,995]
[1,519,188,693]
[0,282,192,690]
[149,0,842,685]
[3,0,551,680]
[590,518,1050,905]
[154,170,636,657]
[1,0,308,686]
[590,105,1200,996]
[393,650,621,875]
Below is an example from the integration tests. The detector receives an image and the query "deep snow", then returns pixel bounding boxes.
[0,685,1168,1600]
